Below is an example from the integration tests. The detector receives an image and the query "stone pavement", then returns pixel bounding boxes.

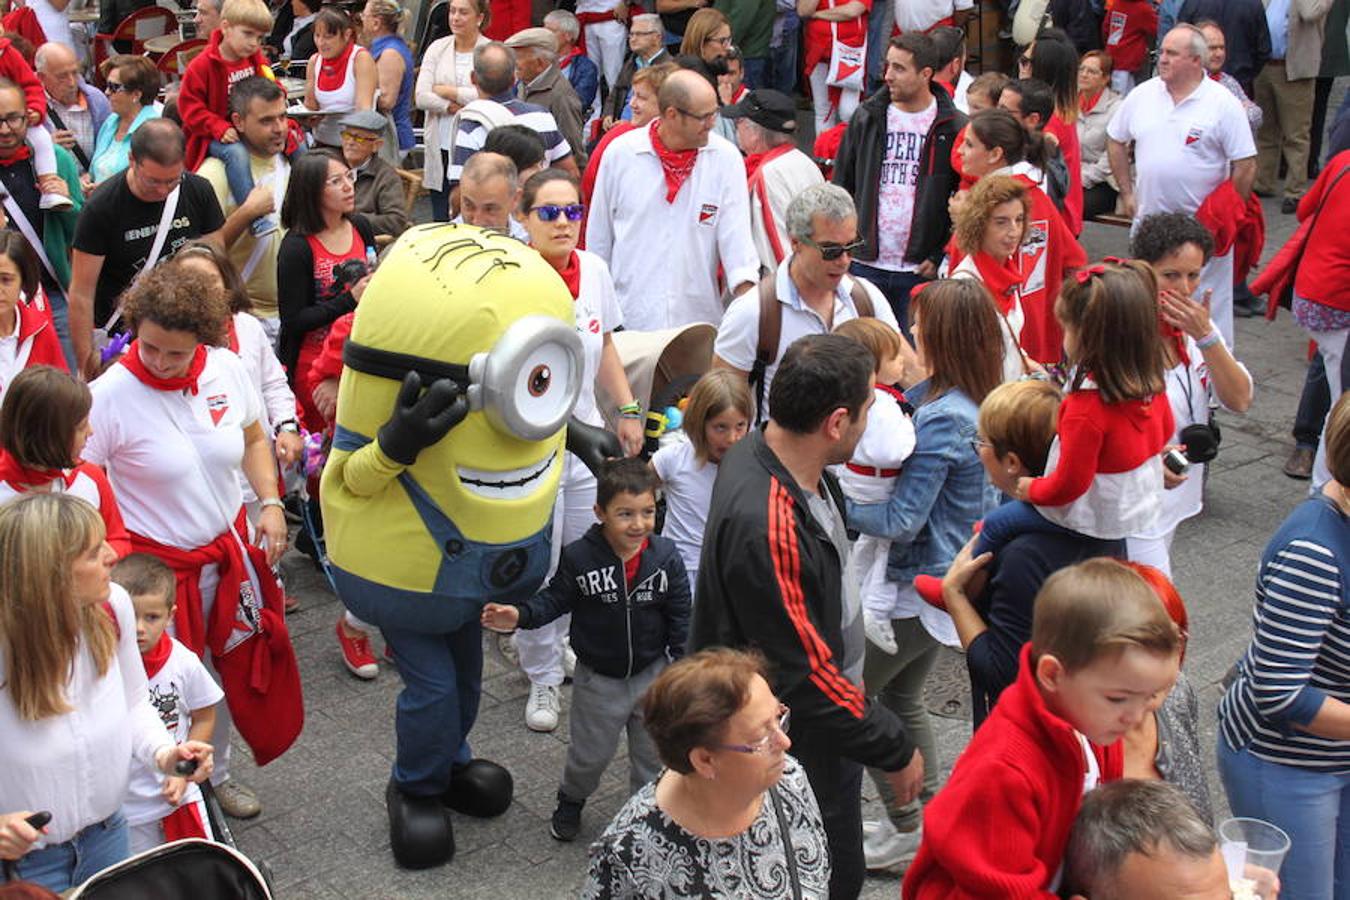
[225,192,1328,897]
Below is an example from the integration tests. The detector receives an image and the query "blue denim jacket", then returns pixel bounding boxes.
[846,381,994,586]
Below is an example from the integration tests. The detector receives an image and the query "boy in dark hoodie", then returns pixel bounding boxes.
[178,0,277,236]
[482,457,690,845]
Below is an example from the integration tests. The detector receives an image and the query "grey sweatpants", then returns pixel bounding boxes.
[559,658,666,802]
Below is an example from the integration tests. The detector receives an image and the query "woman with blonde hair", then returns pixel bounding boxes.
[0,494,212,892]
[360,0,415,158]
[677,8,737,145]
[415,0,491,220]
[952,174,1036,382]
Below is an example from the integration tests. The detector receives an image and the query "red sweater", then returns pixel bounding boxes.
[903,644,1123,899]
[1102,0,1158,75]
[1046,114,1082,235]
[308,310,352,410]
[9,297,68,377]
[1027,388,1174,507]
[1012,172,1087,363]
[0,38,45,120]
[178,30,274,170]
[1293,149,1350,312]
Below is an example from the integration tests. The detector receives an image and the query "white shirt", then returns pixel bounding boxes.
[1106,76,1256,220]
[0,585,173,845]
[0,462,109,511]
[749,146,824,272]
[874,101,937,271]
[893,0,972,33]
[651,436,717,585]
[953,69,974,114]
[834,387,916,504]
[586,126,759,331]
[85,348,263,549]
[232,312,295,430]
[714,256,898,421]
[0,304,26,404]
[28,0,73,49]
[283,12,315,57]
[567,250,624,426]
[121,637,223,827]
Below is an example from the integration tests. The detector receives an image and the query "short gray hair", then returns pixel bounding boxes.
[34,41,77,73]
[786,184,857,243]
[462,151,519,191]
[543,9,579,41]
[739,118,793,150]
[473,41,517,96]
[1064,780,1218,899]
[1168,24,1209,61]
[631,12,660,32]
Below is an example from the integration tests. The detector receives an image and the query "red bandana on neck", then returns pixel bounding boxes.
[1079,89,1104,115]
[650,120,698,203]
[1159,316,1190,368]
[317,41,355,91]
[0,144,32,167]
[226,318,240,354]
[554,251,582,300]
[0,447,65,490]
[142,630,173,679]
[971,250,1023,315]
[559,47,582,71]
[120,341,207,395]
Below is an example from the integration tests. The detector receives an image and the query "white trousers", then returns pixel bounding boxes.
[810,63,860,136]
[1311,325,1348,491]
[1200,249,1236,350]
[517,453,598,686]
[585,20,627,91]
[1126,528,1177,580]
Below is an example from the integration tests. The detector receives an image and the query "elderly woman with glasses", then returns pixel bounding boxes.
[582,648,830,899]
[89,56,162,186]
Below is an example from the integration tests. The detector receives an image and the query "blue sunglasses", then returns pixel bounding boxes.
[530,203,585,222]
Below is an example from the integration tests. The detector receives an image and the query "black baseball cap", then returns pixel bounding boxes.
[722,89,797,134]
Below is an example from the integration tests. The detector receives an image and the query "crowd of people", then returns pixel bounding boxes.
[0,0,1346,897]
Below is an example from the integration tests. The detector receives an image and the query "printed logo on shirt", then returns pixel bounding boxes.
[880,129,925,187]
[1107,11,1126,45]
[124,216,192,242]
[586,317,601,334]
[1020,219,1049,295]
[222,578,261,655]
[206,393,230,426]
[698,203,719,226]
[1185,126,1204,146]
[149,681,184,731]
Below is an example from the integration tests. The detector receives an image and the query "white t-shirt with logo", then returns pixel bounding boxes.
[571,250,624,427]
[873,100,937,272]
[86,348,264,549]
[121,637,223,827]
[651,437,717,587]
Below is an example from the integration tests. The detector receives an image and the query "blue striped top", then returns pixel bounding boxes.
[1218,494,1350,771]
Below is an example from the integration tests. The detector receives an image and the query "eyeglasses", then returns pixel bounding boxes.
[630,29,661,37]
[674,106,719,126]
[1018,54,1033,67]
[104,81,132,95]
[529,203,585,222]
[132,164,183,189]
[717,704,790,754]
[0,112,26,130]
[800,235,864,261]
[970,437,993,453]
[325,169,358,188]
[704,34,732,47]
[340,129,381,144]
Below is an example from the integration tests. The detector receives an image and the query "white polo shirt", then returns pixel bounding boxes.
[1106,75,1255,219]
[570,249,624,427]
[714,256,898,422]
[86,348,264,549]
[585,125,760,332]
[894,0,973,33]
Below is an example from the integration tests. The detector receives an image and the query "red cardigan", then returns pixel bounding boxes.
[903,644,1124,899]
[1012,172,1087,364]
[1293,149,1350,312]
[178,30,274,170]
[1046,114,1083,236]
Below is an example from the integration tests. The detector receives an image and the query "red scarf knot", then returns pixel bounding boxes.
[142,629,173,679]
[317,41,355,91]
[554,251,582,300]
[971,251,1023,315]
[120,341,208,395]
[1079,89,1104,115]
[649,120,698,203]
[0,145,33,168]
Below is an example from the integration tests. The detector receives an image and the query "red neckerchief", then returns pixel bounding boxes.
[142,630,173,679]
[554,251,582,300]
[226,317,240,354]
[624,538,649,588]
[120,341,207,395]
[559,47,582,71]
[0,145,32,167]
[1079,89,1104,115]
[730,84,748,104]
[650,120,698,203]
[971,250,1022,315]
[744,142,794,183]
[0,447,65,490]
[317,41,355,91]
[1159,316,1190,368]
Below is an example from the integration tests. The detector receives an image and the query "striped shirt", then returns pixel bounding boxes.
[1218,495,1350,771]
[446,97,571,183]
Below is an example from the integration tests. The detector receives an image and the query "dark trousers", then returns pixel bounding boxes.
[1083,181,1119,219]
[742,57,768,90]
[430,150,452,222]
[849,261,924,335]
[1292,348,1350,449]
[1310,76,1334,177]
[796,741,865,900]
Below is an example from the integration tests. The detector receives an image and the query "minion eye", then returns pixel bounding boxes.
[470,316,583,441]
[528,365,551,397]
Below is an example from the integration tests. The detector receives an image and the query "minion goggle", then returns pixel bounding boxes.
[343,316,584,441]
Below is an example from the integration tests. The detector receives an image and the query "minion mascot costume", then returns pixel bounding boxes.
[321,224,617,868]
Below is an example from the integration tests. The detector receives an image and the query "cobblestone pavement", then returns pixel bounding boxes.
[226,193,1327,898]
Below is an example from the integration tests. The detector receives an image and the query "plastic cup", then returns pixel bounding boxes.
[1219,817,1290,883]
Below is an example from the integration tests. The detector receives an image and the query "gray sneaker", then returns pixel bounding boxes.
[864,819,922,872]
[214,779,262,819]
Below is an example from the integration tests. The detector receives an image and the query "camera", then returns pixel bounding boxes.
[330,258,370,294]
[1163,448,1190,476]
[1179,419,1221,463]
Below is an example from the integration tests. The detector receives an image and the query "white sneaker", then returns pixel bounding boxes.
[864,612,898,655]
[525,682,560,732]
[39,192,73,211]
[862,818,885,838]
[864,820,923,872]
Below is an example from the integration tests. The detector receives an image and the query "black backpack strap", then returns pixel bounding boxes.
[749,273,781,425]
[45,103,91,171]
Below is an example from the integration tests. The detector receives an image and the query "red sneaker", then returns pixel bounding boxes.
[284,594,301,614]
[336,620,378,679]
[913,575,947,612]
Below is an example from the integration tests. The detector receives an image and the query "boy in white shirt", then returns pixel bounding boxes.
[115,554,224,854]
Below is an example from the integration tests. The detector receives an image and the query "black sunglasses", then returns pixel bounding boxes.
[801,236,864,261]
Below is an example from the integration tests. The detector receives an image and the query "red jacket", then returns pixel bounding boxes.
[1292,149,1350,312]
[178,30,274,170]
[12,296,69,375]
[308,310,352,414]
[483,0,531,40]
[903,644,1124,899]
[1046,113,1082,236]
[1012,172,1087,363]
[0,38,47,121]
[1102,0,1158,75]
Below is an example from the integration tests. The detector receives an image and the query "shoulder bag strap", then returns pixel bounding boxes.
[750,273,781,425]
[1294,165,1350,272]
[102,184,182,333]
[0,189,60,287]
[768,785,803,900]
[239,158,289,282]
[45,104,92,170]
[847,278,874,318]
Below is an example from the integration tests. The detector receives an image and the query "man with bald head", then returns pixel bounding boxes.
[586,67,758,331]
[451,151,529,240]
[35,42,110,176]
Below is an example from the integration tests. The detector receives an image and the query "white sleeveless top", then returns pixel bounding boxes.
[312,46,367,145]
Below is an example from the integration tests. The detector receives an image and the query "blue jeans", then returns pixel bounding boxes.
[5,811,129,893]
[848,261,924,334]
[865,0,891,94]
[1218,736,1350,900]
[381,620,483,796]
[430,150,452,222]
[1293,350,1350,450]
[768,18,800,94]
[742,57,768,90]
[208,139,256,208]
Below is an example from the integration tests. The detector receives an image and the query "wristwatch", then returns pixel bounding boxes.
[275,420,300,436]
[260,498,285,511]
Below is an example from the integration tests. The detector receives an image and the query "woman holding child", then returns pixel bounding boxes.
[0,494,213,892]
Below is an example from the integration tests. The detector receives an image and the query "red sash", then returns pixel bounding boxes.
[747,143,797,264]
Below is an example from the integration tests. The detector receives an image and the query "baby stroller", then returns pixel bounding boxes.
[605,324,717,459]
[67,838,272,899]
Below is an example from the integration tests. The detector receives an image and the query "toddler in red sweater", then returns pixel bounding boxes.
[903,558,1183,898]
[0,36,72,211]
[1102,0,1158,94]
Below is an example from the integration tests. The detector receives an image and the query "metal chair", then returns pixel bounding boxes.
[92,6,179,84]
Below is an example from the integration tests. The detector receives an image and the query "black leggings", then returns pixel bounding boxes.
[1083,182,1119,220]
